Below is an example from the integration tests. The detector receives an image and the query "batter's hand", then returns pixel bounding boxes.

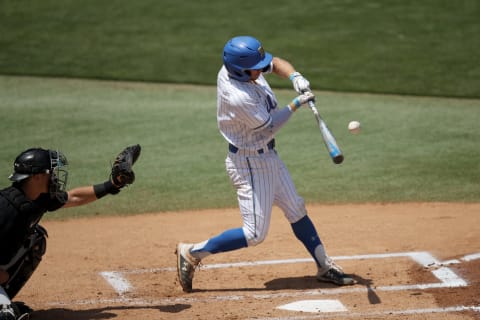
[289,92,315,111]
[290,72,311,94]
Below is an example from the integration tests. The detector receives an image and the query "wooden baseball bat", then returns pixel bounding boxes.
[308,101,344,164]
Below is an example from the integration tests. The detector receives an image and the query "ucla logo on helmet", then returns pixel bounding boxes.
[258,46,265,58]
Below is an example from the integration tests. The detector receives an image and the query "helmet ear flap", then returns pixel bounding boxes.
[224,63,251,82]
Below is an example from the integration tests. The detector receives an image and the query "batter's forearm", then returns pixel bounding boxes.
[272,57,311,94]
[272,57,296,79]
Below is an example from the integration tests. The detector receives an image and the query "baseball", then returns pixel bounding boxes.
[348,120,361,134]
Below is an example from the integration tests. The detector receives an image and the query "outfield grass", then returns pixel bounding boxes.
[0,1,479,97]
[1,76,479,219]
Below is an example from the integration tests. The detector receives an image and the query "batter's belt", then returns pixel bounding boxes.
[229,139,275,155]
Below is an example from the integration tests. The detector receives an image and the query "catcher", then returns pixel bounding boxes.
[0,145,141,320]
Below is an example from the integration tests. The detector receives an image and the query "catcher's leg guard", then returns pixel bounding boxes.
[4,225,48,299]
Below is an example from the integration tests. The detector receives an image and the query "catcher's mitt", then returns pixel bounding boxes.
[111,144,141,188]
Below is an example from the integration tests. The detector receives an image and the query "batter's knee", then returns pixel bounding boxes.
[284,198,308,224]
[243,227,267,247]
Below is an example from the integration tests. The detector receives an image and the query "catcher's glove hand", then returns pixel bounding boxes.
[111,144,141,188]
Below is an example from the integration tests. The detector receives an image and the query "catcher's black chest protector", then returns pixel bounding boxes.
[0,186,51,299]
[0,186,46,265]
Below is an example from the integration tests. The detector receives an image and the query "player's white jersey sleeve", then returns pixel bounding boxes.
[217,66,279,150]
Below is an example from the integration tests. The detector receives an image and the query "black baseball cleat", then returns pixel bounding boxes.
[176,243,200,293]
[13,301,32,320]
[0,304,16,320]
[317,267,355,286]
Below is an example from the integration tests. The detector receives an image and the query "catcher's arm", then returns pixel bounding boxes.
[93,144,142,199]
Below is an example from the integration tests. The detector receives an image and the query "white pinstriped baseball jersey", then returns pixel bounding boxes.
[217,65,279,150]
[216,65,307,245]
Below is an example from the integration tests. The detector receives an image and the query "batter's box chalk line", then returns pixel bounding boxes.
[46,251,477,307]
[100,251,471,297]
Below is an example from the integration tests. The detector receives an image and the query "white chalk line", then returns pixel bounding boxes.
[99,271,132,296]
[47,280,464,307]
[249,305,480,320]
[101,251,480,277]
[462,252,480,261]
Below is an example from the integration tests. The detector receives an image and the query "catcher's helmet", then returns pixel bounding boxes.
[9,148,69,201]
[223,36,273,82]
[9,148,52,182]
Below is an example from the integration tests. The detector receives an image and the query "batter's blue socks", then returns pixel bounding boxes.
[194,228,248,254]
[291,215,322,264]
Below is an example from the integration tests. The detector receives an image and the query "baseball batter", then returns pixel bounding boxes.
[176,36,354,293]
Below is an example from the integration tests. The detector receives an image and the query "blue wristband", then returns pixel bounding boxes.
[292,97,301,107]
[289,72,301,81]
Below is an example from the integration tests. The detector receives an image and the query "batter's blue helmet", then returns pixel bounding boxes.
[223,36,273,82]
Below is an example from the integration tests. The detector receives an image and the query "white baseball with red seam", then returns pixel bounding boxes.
[348,121,361,134]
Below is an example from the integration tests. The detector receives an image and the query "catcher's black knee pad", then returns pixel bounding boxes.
[5,225,48,299]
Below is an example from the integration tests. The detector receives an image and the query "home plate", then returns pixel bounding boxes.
[277,299,347,313]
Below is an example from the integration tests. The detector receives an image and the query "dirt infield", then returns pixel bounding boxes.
[17,203,480,319]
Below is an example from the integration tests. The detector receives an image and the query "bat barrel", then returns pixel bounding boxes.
[309,100,344,165]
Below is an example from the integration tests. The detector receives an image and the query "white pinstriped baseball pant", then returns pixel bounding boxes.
[226,148,307,247]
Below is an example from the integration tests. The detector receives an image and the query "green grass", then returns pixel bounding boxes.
[1,75,479,219]
[1,0,479,97]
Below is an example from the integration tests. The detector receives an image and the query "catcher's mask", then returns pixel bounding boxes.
[9,148,69,202]
[49,150,68,202]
